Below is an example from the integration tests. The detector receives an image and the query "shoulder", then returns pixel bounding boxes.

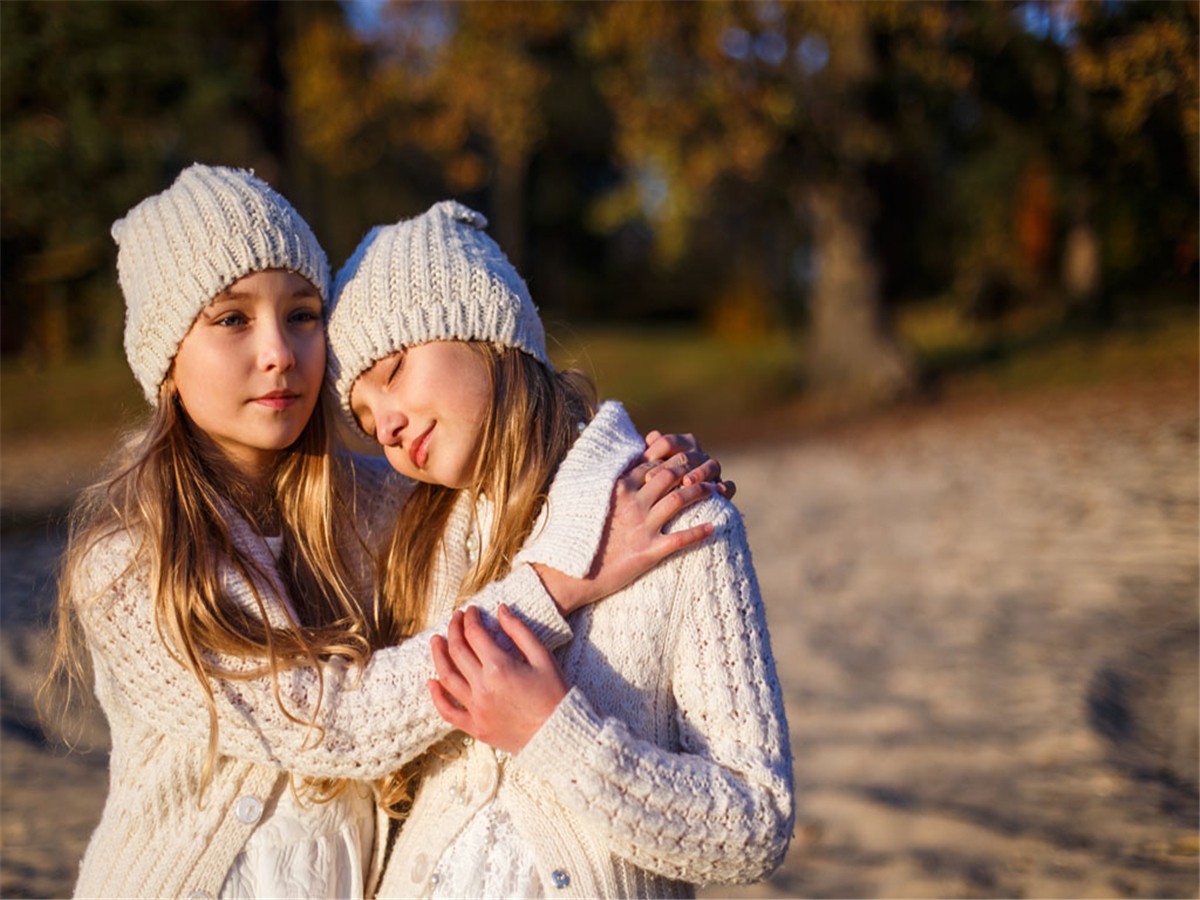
[656,492,755,584]
[556,401,644,479]
[68,525,147,615]
[669,490,746,540]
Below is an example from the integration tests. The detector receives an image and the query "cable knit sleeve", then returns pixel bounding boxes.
[77,531,569,782]
[512,498,795,885]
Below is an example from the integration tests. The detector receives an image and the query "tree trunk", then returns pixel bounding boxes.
[1062,189,1105,323]
[804,183,915,406]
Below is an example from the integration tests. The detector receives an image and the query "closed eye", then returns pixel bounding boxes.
[386,352,405,386]
[354,408,375,437]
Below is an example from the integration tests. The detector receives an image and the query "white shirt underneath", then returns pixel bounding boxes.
[430,797,543,898]
[220,780,374,900]
[220,534,375,900]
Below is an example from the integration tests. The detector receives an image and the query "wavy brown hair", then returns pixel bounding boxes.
[375,343,596,816]
[44,380,374,801]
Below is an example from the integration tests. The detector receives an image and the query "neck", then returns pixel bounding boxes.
[191,432,281,534]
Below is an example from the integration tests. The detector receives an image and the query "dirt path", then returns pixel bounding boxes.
[2,377,1197,898]
[701,378,1198,899]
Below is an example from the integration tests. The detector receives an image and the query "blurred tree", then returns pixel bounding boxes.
[291,1,624,317]
[292,1,570,269]
[5,0,1194,395]
[1064,0,1198,314]
[0,0,309,361]
[582,2,978,403]
[945,1,1198,331]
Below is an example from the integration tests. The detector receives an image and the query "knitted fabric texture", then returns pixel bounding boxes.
[375,403,795,899]
[327,200,547,433]
[112,163,330,404]
[70,454,586,900]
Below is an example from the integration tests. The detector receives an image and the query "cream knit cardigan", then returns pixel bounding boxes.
[70,445,632,900]
[375,403,794,899]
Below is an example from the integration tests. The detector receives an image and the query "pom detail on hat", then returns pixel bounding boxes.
[442,201,489,230]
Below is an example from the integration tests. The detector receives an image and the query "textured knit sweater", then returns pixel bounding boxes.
[375,403,794,899]
[71,445,631,900]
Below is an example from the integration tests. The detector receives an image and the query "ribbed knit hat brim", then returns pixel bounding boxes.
[112,164,330,405]
[328,200,547,433]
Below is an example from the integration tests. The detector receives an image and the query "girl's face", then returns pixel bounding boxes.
[170,270,325,480]
[350,341,491,489]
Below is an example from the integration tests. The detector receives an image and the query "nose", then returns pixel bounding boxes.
[257,319,296,372]
[375,404,408,447]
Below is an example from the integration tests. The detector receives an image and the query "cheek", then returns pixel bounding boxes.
[467,379,492,426]
[297,336,327,385]
[305,333,327,368]
[383,445,411,476]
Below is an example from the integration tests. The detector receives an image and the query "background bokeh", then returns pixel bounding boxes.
[1,2,1196,898]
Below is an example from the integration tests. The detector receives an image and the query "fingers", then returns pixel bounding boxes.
[642,431,679,463]
[645,479,716,532]
[461,605,516,674]
[644,431,700,461]
[638,459,693,502]
[625,458,668,487]
[647,522,715,563]
[428,678,471,730]
[446,609,482,681]
[497,604,553,669]
[430,633,472,706]
[719,479,736,500]
[681,456,721,487]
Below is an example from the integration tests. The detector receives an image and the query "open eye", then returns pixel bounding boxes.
[289,306,323,324]
[213,311,248,327]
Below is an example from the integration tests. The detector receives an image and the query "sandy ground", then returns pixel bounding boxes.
[2,377,1197,899]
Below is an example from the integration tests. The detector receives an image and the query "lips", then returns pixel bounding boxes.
[409,423,434,469]
[253,389,300,411]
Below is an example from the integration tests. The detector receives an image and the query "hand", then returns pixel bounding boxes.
[428,605,568,754]
[533,454,716,613]
[643,429,735,499]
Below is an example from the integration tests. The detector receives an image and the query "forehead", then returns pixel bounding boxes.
[217,269,319,301]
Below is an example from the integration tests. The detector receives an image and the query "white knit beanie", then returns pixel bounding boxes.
[328,200,547,428]
[112,163,330,405]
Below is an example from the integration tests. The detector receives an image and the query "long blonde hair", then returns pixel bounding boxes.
[375,343,596,815]
[45,379,373,798]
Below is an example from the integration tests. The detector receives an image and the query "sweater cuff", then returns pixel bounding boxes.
[499,563,574,651]
[514,685,605,776]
